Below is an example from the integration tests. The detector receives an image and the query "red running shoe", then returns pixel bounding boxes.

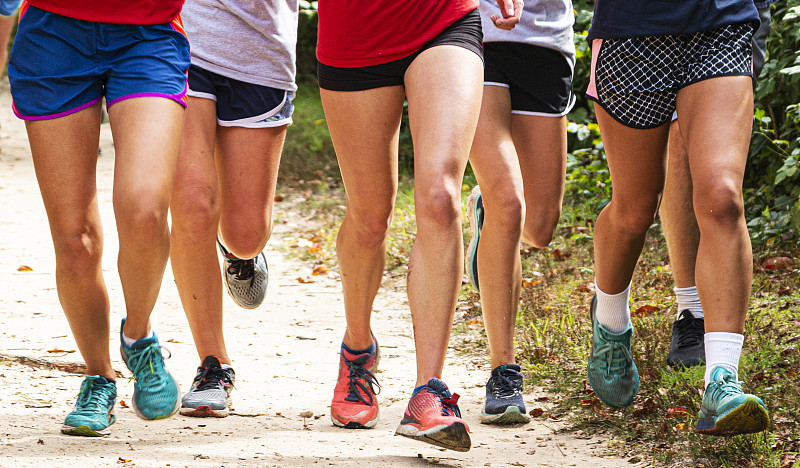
[330,339,380,429]
[395,378,471,452]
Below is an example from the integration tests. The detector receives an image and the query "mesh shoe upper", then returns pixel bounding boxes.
[484,364,527,415]
[330,341,381,428]
[587,295,639,407]
[400,378,467,429]
[218,239,268,309]
[181,356,235,413]
[120,321,180,420]
[62,375,117,435]
[696,367,769,435]
[666,309,705,367]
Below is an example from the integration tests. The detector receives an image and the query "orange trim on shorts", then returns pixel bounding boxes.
[170,15,187,39]
[18,0,29,20]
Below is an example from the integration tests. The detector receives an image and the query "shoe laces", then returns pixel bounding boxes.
[344,358,381,405]
[707,372,744,400]
[674,315,704,348]
[593,341,632,378]
[127,344,172,389]
[489,372,522,399]
[227,256,255,282]
[428,386,463,418]
[193,365,233,392]
[75,379,114,413]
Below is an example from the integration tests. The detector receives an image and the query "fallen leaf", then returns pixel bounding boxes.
[762,256,793,270]
[46,349,75,353]
[119,400,129,408]
[674,423,686,431]
[17,265,33,272]
[307,243,322,253]
[166,339,181,343]
[296,277,315,284]
[632,304,660,317]
[667,406,689,418]
[311,265,329,276]
[118,458,132,463]
[37,439,44,445]
[529,408,545,418]
[547,414,560,421]
[575,284,593,293]
[274,194,284,202]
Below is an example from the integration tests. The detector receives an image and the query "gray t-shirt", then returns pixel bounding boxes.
[182,0,298,91]
[480,0,576,68]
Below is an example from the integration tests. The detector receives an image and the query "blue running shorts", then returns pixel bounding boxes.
[8,5,190,120]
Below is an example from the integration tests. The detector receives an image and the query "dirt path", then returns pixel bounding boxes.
[0,81,636,468]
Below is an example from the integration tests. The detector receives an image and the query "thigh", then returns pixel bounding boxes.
[173,96,218,207]
[512,114,567,212]
[469,85,523,194]
[25,104,103,239]
[108,97,185,211]
[677,76,752,199]
[320,86,406,217]
[596,106,670,211]
[405,45,483,191]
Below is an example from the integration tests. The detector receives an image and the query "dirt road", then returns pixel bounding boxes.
[0,81,636,467]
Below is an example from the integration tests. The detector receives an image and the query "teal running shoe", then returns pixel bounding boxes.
[465,186,483,292]
[120,319,181,420]
[61,375,117,437]
[587,295,639,407]
[695,367,769,436]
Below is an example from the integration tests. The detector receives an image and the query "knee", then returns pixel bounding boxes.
[220,219,272,259]
[171,185,219,233]
[344,206,393,249]
[415,182,462,231]
[117,200,169,248]
[694,180,744,228]
[609,201,660,239]
[52,226,103,276]
[522,206,560,248]
[486,192,524,240]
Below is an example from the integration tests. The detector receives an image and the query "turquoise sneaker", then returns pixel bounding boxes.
[695,367,769,436]
[61,375,117,437]
[120,319,181,420]
[465,186,483,292]
[587,295,639,407]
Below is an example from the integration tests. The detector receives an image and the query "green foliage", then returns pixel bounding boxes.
[296,1,319,84]
[746,0,800,243]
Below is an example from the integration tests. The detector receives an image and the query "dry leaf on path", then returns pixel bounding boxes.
[17,265,33,272]
[47,348,75,353]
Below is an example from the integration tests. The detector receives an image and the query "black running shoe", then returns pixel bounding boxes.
[481,364,531,424]
[666,310,705,368]
[180,356,236,417]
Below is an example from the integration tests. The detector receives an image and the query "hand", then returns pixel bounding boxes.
[491,0,523,30]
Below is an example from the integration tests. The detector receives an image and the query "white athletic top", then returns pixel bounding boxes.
[479,0,576,67]
[182,0,298,91]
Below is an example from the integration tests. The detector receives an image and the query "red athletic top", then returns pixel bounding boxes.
[317,0,478,68]
[27,0,184,24]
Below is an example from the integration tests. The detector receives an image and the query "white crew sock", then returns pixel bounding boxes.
[594,281,631,334]
[674,286,704,319]
[704,332,743,389]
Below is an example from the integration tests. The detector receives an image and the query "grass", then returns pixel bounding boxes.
[277,89,800,468]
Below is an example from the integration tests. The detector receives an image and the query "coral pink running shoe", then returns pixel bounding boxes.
[395,378,471,452]
[330,339,380,429]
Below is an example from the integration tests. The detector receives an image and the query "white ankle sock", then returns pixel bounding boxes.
[594,281,631,333]
[704,332,743,388]
[674,286,703,319]
[122,331,154,348]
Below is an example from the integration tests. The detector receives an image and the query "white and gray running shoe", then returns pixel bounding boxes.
[217,239,268,309]
[180,356,235,418]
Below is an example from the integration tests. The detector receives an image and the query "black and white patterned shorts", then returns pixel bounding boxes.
[585,23,755,129]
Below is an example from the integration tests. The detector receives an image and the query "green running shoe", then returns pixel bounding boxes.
[465,186,483,292]
[120,319,181,420]
[61,375,117,437]
[587,295,638,407]
[695,367,769,436]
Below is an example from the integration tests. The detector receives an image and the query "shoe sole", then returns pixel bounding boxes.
[218,241,268,310]
[395,421,471,452]
[480,406,531,425]
[330,408,380,429]
[465,188,481,292]
[180,404,229,418]
[695,397,769,436]
[61,424,112,437]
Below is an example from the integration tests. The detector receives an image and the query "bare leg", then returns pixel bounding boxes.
[593,107,670,294]
[405,45,483,385]
[661,120,700,289]
[0,13,15,72]
[109,97,184,340]
[320,86,405,351]
[677,76,753,334]
[25,103,116,379]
